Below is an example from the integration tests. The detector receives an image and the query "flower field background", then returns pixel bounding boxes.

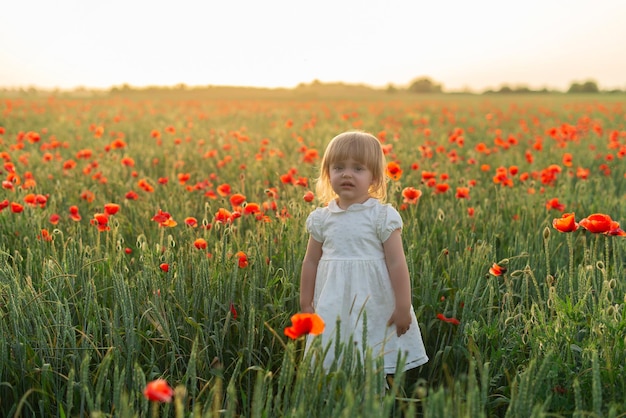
[1,91,625,417]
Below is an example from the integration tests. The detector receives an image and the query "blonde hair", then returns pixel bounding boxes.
[315,131,387,204]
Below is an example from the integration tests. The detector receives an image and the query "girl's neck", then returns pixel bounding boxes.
[335,195,372,210]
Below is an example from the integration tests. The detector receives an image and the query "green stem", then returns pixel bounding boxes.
[604,235,610,281]
[567,233,575,301]
[543,227,551,279]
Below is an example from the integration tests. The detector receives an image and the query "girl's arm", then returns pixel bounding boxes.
[300,236,323,313]
[383,229,412,336]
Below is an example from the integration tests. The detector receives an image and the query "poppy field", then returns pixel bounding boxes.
[1,91,625,417]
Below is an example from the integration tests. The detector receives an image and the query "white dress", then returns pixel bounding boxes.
[305,198,428,373]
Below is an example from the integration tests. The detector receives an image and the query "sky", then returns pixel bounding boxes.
[1,0,625,92]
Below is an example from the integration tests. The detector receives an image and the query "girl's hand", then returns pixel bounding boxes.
[383,230,413,337]
[387,308,411,337]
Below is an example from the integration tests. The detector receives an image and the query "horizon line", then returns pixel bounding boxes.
[0,77,617,94]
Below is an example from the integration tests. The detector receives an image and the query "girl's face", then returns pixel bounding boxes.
[328,158,374,209]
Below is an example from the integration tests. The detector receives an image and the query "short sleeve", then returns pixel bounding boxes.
[378,204,403,243]
[306,209,324,242]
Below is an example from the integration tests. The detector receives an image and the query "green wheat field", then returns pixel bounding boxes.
[1,90,625,417]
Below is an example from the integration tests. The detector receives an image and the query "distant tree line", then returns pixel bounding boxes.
[2,78,624,98]
[401,77,624,94]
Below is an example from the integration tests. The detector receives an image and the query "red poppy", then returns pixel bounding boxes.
[23,193,37,206]
[35,194,48,208]
[93,126,104,139]
[436,313,460,326]
[265,187,279,199]
[69,205,81,221]
[159,263,169,272]
[435,183,450,194]
[229,302,238,319]
[194,238,208,250]
[62,159,77,170]
[562,153,573,167]
[177,172,190,184]
[152,209,177,227]
[76,149,93,159]
[302,148,319,164]
[49,213,60,225]
[184,217,198,227]
[386,161,403,181]
[493,168,514,187]
[143,379,174,403]
[552,213,578,233]
[545,198,565,212]
[104,203,120,216]
[121,157,135,167]
[579,214,616,234]
[230,193,246,207]
[215,208,233,224]
[91,213,110,232]
[607,225,626,236]
[6,170,22,186]
[280,172,294,184]
[540,165,562,186]
[402,187,422,204]
[303,191,315,202]
[236,251,248,268]
[576,167,590,180]
[39,229,53,242]
[216,183,231,197]
[455,187,470,199]
[284,312,325,339]
[294,177,308,188]
[109,139,126,149]
[243,202,261,215]
[80,190,95,203]
[263,201,278,213]
[138,179,154,193]
[489,263,506,276]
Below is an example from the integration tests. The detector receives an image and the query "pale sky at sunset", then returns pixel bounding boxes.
[1,0,625,92]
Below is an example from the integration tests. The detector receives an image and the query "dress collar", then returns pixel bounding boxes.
[327,198,377,213]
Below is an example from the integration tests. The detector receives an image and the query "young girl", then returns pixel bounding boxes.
[300,131,428,373]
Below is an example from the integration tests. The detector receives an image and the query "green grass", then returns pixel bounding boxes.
[0,92,625,417]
